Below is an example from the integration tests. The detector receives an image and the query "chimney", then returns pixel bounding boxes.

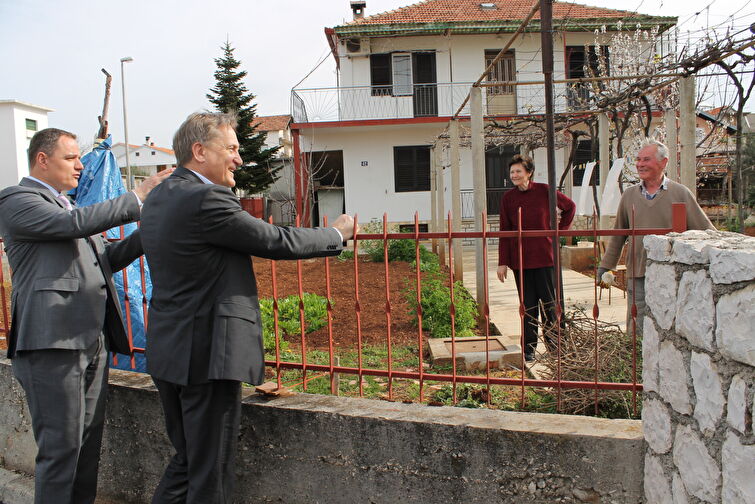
[350,1,366,20]
[145,136,151,145]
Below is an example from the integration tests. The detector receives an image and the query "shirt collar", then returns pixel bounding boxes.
[188,169,214,185]
[640,175,669,199]
[26,176,67,198]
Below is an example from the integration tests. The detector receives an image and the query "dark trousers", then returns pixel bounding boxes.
[512,267,562,356]
[12,335,108,504]
[152,378,242,504]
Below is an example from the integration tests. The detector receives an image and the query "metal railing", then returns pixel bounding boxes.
[0,204,689,417]
[460,188,510,219]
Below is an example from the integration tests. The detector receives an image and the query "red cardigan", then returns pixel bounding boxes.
[498,182,576,270]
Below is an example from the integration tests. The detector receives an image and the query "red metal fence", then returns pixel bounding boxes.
[0,203,688,417]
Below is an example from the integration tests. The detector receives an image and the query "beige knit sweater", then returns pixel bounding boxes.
[599,180,714,278]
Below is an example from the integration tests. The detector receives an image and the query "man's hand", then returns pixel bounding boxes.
[133,168,175,202]
[331,214,357,241]
[497,265,508,283]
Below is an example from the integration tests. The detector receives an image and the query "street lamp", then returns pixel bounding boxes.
[120,56,134,190]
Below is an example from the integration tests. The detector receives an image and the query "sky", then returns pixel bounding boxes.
[1,0,753,149]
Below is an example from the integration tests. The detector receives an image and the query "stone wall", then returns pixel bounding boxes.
[643,230,755,503]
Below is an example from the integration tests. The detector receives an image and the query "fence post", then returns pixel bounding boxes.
[470,86,487,315]
[671,202,687,232]
[450,119,463,282]
[665,108,679,183]
[436,146,446,267]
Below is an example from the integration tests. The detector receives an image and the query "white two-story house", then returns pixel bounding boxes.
[291,0,676,227]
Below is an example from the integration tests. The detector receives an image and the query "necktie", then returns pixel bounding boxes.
[56,193,73,211]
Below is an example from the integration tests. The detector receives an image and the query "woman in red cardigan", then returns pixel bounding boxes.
[497,154,575,361]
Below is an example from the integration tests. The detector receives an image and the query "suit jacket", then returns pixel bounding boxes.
[0,178,143,357]
[140,167,343,386]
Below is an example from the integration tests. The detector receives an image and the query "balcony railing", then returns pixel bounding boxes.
[291,82,581,124]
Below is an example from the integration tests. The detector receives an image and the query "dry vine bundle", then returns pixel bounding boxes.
[536,307,641,418]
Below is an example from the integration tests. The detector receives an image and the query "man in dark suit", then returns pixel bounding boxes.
[0,128,171,503]
[140,112,355,503]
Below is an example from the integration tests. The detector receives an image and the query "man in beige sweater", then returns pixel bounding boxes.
[598,138,714,336]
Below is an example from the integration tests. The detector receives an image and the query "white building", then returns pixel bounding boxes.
[0,100,53,189]
[251,115,299,224]
[291,0,676,226]
[111,138,176,185]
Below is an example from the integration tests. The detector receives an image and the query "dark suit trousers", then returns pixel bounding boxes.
[512,267,562,356]
[152,378,241,504]
[12,335,108,504]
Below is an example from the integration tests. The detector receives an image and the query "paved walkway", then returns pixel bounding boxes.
[459,245,628,352]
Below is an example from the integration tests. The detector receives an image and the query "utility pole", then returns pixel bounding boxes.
[540,0,560,282]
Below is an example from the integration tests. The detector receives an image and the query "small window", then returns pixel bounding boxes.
[394,145,431,192]
[135,152,140,157]
[151,151,156,155]
[370,53,392,96]
[25,118,37,131]
[485,50,515,95]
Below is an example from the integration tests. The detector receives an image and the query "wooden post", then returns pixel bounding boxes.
[430,146,438,254]
[470,86,486,314]
[598,112,611,229]
[679,77,696,198]
[665,108,679,182]
[450,119,463,282]
[436,146,446,267]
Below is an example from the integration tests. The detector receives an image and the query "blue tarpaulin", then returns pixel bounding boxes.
[70,135,149,372]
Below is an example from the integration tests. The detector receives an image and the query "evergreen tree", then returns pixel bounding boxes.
[207,41,281,194]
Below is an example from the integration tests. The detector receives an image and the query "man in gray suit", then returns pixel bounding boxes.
[0,128,171,504]
[140,112,355,503]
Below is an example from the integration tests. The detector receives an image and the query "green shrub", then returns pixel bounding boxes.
[405,277,477,339]
[337,250,354,261]
[259,293,330,352]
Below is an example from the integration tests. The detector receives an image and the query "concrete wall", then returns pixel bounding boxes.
[642,230,755,503]
[0,358,646,503]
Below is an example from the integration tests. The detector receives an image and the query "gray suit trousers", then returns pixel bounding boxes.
[12,334,108,504]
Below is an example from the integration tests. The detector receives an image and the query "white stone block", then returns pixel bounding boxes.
[690,352,724,436]
[675,270,715,351]
[673,425,720,503]
[672,472,689,504]
[643,317,660,393]
[726,375,748,434]
[644,453,673,504]
[646,263,678,330]
[716,284,755,367]
[722,432,755,504]
[643,398,672,453]
[659,341,692,415]
[645,234,672,262]
[709,247,755,284]
[672,237,714,265]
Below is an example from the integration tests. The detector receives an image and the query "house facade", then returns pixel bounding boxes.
[291,0,676,226]
[111,138,176,186]
[0,100,53,190]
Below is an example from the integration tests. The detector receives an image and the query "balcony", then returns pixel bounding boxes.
[291,82,577,124]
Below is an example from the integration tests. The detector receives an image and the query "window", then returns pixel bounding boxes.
[392,53,412,96]
[25,118,37,131]
[566,46,608,108]
[135,152,140,157]
[485,50,515,95]
[394,146,431,192]
[370,54,392,96]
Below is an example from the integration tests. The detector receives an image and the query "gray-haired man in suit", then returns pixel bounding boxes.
[140,112,355,503]
[0,128,171,503]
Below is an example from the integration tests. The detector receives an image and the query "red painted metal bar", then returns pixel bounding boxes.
[414,213,425,402]
[447,212,457,404]
[591,213,600,415]
[382,214,394,400]
[671,202,687,232]
[323,215,337,395]
[296,227,308,390]
[260,360,645,391]
[553,211,563,412]
[517,207,526,407]
[269,216,283,388]
[0,240,9,341]
[630,206,639,417]
[353,215,364,396]
[353,228,676,240]
[481,212,491,406]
